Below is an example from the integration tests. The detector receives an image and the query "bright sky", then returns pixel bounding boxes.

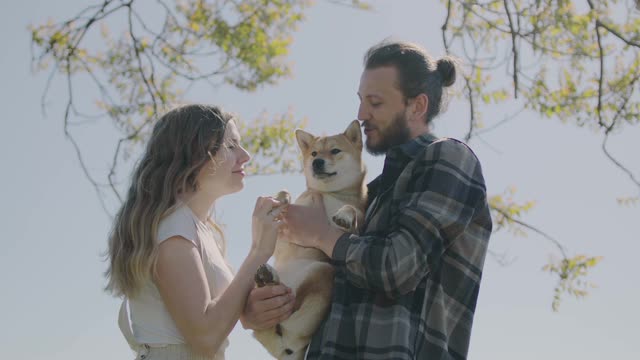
[2,0,639,359]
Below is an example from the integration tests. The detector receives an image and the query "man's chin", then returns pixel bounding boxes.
[365,140,386,156]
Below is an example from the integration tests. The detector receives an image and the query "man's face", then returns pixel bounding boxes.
[357,66,411,155]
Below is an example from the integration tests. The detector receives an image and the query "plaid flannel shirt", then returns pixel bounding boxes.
[306,134,492,360]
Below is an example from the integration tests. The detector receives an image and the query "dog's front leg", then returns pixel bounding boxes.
[255,263,281,287]
[275,190,292,205]
[253,264,287,359]
[331,204,361,233]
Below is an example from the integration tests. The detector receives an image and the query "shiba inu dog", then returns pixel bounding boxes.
[253,120,367,360]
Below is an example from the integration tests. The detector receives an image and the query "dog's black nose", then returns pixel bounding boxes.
[312,158,325,171]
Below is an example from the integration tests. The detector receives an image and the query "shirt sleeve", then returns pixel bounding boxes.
[156,206,200,248]
[331,139,488,298]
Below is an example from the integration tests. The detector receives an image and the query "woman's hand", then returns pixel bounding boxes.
[240,285,296,330]
[251,196,286,261]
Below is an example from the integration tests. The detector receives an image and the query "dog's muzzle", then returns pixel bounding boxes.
[312,158,325,172]
[312,158,336,179]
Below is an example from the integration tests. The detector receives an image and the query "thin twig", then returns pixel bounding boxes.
[63,60,112,216]
[491,206,568,258]
[602,133,640,188]
[503,0,519,97]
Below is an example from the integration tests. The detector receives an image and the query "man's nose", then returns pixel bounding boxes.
[312,158,325,171]
[357,103,368,121]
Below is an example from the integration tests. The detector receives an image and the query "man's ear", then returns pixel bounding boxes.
[343,120,363,150]
[295,129,315,153]
[409,93,429,122]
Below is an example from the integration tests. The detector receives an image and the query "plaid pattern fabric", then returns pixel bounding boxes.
[306,134,492,360]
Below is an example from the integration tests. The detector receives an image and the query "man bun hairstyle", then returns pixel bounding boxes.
[437,57,457,87]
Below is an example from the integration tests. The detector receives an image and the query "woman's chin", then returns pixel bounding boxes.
[230,181,244,194]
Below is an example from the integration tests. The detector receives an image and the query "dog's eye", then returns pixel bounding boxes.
[331,149,341,155]
[311,151,318,157]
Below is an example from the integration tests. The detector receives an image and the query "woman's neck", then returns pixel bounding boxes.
[181,191,217,222]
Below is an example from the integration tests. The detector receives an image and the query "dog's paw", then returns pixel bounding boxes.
[332,205,358,233]
[275,190,292,205]
[267,191,290,220]
[255,263,281,287]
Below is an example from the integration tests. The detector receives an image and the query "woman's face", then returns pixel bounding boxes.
[196,120,251,199]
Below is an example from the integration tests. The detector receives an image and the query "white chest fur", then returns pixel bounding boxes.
[294,191,350,217]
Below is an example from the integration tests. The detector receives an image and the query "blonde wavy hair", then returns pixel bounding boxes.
[105,104,232,298]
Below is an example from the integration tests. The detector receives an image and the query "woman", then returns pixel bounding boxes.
[105,104,294,359]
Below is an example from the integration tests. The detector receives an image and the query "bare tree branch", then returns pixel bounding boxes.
[491,206,568,259]
[63,59,112,216]
[463,76,476,142]
[602,133,640,189]
[502,0,519,97]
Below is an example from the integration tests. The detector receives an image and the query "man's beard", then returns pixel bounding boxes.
[365,111,411,156]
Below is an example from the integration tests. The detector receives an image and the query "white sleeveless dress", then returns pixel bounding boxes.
[118,203,234,359]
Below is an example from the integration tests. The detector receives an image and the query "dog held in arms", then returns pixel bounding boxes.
[253,120,367,360]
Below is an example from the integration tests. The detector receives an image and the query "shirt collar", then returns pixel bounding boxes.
[366,132,439,196]
[390,132,439,160]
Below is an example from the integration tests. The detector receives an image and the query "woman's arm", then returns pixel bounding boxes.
[155,239,267,356]
[154,196,285,356]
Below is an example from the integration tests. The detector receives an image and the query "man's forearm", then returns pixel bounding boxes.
[318,226,344,258]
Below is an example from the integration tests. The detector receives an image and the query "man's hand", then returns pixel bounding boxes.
[240,285,295,330]
[283,192,345,256]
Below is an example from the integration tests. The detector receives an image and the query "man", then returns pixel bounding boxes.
[245,40,492,360]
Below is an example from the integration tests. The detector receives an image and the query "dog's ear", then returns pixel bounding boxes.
[295,129,315,153]
[344,120,362,149]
